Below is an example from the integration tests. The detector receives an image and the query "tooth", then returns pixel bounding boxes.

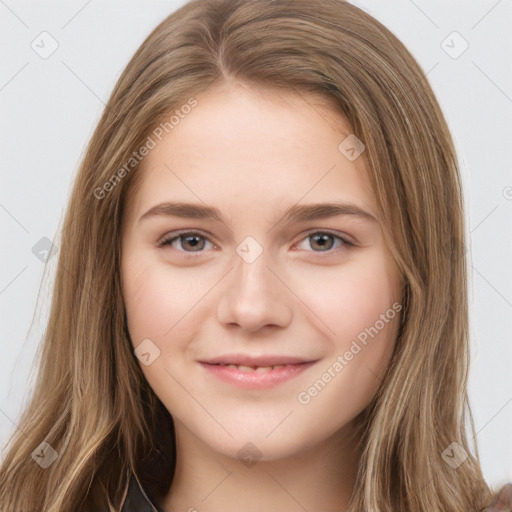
[255,366,272,373]
[221,363,286,372]
[237,365,255,372]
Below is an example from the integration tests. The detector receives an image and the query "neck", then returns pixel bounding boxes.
[160,419,361,512]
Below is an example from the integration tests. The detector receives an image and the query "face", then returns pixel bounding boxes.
[121,82,403,461]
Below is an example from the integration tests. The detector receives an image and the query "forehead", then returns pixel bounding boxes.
[124,83,377,225]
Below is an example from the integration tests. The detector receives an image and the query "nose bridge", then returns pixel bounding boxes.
[232,235,276,301]
[216,235,292,331]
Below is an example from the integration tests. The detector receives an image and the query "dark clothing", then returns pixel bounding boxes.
[91,404,175,511]
[120,473,166,512]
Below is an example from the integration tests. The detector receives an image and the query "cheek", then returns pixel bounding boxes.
[122,255,211,366]
[123,255,183,337]
[293,251,400,343]
[121,257,200,397]
[293,265,401,434]
[123,262,167,343]
[292,251,401,405]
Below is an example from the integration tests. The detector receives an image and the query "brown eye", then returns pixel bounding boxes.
[309,233,335,251]
[158,232,214,253]
[295,231,353,254]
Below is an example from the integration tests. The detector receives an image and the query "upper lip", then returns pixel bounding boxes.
[200,354,317,367]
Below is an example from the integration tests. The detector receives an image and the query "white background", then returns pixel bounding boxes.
[1,0,511,490]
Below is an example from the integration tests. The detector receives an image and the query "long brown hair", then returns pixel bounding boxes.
[0,0,497,510]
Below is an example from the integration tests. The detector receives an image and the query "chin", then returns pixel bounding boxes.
[197,422,317,463]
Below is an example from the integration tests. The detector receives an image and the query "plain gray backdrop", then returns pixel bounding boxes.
[1,0,511,490]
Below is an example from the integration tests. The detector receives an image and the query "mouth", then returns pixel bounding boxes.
[200,353,316,367]
[207,363,295,373]
[199,360,318,389]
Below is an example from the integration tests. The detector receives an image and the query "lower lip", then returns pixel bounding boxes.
[199,362,316,389]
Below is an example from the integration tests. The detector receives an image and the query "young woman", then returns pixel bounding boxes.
[0,0,510,510]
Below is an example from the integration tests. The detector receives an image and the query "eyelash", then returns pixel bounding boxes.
[156,229,354,258]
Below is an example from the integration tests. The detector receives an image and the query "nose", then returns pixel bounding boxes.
[216,245,293,333]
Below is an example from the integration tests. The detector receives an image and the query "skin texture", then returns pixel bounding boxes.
[121,82,403,512]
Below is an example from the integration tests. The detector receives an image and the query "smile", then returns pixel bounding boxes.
[199,361,317,389]
[219,363,287,372]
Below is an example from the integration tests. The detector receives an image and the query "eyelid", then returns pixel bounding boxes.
[298,228,355,246]
[292,229,354,256]
[157,229,218,250]
[157,228,355,255]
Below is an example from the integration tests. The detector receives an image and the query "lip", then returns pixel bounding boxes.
[198,355,318,389]
[200,353,315,367]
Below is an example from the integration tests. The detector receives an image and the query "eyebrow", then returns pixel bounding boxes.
[137,201,378,226]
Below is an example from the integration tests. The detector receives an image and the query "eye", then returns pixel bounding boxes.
[157,231,216,253]
[157,229,354,257]
[294,230,354,255]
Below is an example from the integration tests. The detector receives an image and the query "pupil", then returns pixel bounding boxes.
[312,234,332,251]
[184,235,203,251]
